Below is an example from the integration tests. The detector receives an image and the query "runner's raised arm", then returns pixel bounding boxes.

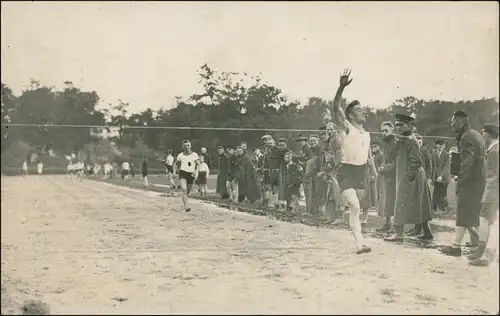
[332,68,353,132]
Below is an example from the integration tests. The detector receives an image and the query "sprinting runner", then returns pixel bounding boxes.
[104,162,113,179]
[37,160,43,175]
[67,161,73,179]
[174,140,200,212]
[165,150,176,188]
[121,160,130,181]
[331,69,377,255]
[21,160,28,177]
[141,155,149,188]
[77,161,85,179]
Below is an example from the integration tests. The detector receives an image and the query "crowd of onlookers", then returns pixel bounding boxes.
[207,128,459,217]
[19,109,498,265]
[206,111,498,266]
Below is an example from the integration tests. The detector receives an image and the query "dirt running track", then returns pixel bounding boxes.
[1,176,498,315]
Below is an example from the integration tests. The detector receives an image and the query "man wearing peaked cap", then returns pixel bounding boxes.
[261,134,273,140]
[483,123,499,138]
[452,110,468,118]
[385,110,433,242]
[261,131,280,209]
[295,136,308,142]
[440,109,486,257]
[469,122,499,266]
[395,113,415,124]
[277,137,288,143]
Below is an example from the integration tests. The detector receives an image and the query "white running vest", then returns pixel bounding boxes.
[340,120,371,166]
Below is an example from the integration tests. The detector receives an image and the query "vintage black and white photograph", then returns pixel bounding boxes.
[1,1,499,314]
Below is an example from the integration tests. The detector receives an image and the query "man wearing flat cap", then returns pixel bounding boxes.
[384,112,433,242]
[304,134,323,215]
[439,110,485,257]
[319,126,329,143]
[235,146,261,204]
[261,135,280,209]
[320,122,344,221]
[216,146,230,199]
[276,137,291,208]
[295,135,313,167]
[469,123,499,266]
[225,146,239,202]
[377,121,398,232]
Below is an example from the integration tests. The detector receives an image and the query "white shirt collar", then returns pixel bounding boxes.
[487,139,499,152]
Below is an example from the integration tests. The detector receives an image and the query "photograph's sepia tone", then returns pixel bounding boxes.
[1,1,498,314]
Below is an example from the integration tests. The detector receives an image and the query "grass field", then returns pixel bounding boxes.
[1,175,498,314]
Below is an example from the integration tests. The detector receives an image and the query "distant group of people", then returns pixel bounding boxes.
[20,160,44,176]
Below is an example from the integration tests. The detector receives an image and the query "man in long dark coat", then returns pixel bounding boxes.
[235,146,261,203]
[304,134,323,215]
[439,110,485,257]
[469,123,499,266]
[226,147,239,202]
[276,138,290,209]
[295,135,313,200]
[313,128,329,215]
[384,113,433,242]
[216,146,229,199]
[376,121,398,232]
[416,135,433,181]
[253,147,265,190]
[283,151,302,213]
[320,122,343,221]
[360,141,384,226]
[407,134,438,236]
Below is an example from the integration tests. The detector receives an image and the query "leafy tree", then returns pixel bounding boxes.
[2,65,498,170]
[1,83,17,152]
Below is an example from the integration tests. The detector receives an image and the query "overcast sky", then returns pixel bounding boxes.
[1,1,498,113]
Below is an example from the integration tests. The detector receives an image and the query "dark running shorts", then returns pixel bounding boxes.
[166,165,174,174]
[179,170,195,185]
[263,169,280,187]
[196,171,207,185]
[122,169,129,176]
[142,172,148,177]
[338,163,366,191]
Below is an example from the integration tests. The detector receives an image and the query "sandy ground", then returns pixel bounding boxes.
[1,176,498,315]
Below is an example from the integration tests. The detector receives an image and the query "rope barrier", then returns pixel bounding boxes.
[1,122,456,139]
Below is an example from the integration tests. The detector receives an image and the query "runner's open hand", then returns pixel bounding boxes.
[340,69,353,87]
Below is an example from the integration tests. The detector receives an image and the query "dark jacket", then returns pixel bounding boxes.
[456,128,485,193]
[455,127,486,227]
[431,149,449,183]
[262,146,280,170]
[420,148,433,181]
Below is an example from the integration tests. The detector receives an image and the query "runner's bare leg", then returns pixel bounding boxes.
[343,189,367,251]
[180,178,189,211]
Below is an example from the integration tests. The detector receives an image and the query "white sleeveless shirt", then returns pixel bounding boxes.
[340,120,371,166]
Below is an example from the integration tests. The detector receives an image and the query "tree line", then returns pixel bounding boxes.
[1,64,499,163]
